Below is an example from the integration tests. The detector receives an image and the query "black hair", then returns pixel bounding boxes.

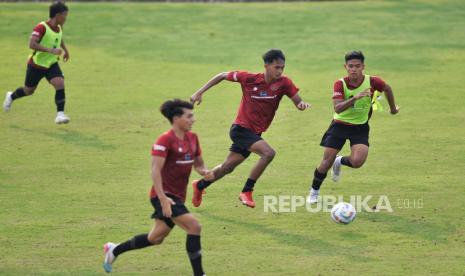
[262,49,286,64]
[160,99,194,124]
[345,51,365,63]
[50,1,68,18]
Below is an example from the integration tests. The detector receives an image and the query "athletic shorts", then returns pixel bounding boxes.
[229,124,263,158]
[320,121,370,150]
[25,63,64,88]
[150,194,189,228]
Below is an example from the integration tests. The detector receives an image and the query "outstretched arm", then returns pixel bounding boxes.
[290,94,311,111]
[190,72,229,105]
[382,83,400,115]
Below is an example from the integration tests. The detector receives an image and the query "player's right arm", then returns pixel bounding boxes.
[190,72,229,105]
[151,156,175,217]
[29,28,62,56]
[333,89,370,114]
[332,80,370,113]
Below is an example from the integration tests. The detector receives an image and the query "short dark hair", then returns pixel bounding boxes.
[160,99,194,124]
[345,51,365,63]
[50,1,68,18]
[262,49,286,64]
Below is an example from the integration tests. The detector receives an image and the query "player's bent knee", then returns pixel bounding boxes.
[189,222,202,235]
[24,88,36,95]
[263,149,276,162]
[351,159,365,168]
[149,237,164,245]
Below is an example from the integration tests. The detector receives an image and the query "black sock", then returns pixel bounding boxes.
[197,179,213,191]
[113,234,152,257]
[341,156,353,168]
[311,168,327,190]
[11,87,26,100]
[186,234,204,276]
[55,89,65,112]
[242,178,256,192]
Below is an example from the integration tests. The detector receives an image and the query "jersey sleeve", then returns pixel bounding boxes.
[332,80,344,100]
[152,135,170,158]
[226,71,249,84]
[283,78,299,98]
[370,76,386,92]
[31,23,46,41]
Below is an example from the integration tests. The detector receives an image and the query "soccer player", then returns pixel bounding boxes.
[306,51,400,204]
[103,99,212,275]
[190,49,311,208]
[3,1,71,124]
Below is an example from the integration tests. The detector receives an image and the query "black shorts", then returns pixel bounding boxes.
[229,124,263,158]
[320,121,370,150]
[25,63,64,88]
[150,194,189,228]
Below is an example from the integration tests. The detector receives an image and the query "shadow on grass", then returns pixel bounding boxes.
[203,211,373,261]
[10,124,115,150]
[365,212,452,242]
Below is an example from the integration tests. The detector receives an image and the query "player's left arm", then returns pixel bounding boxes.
[381,83,400,115]
[61,39,70,62]
[193,156,214,181]
[290,94,311,111]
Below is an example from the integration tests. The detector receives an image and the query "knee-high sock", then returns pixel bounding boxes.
[186,234,204,276]
[311,168,327,190]
[55,89,65,112]
[113,234,152,257]
[11,87,26,100]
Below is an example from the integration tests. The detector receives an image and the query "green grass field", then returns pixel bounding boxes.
[1,0,465,274]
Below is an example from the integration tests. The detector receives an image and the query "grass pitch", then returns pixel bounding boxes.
[1,0,464,274]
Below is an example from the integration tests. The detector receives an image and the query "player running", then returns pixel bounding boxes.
[3,1,71,124]
[103,99,212,276]
[190,49,311,208]
[307,51,400,204]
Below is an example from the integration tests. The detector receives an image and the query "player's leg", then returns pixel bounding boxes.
[3,64,42,112]
[307,147,340,203]
[103,219,172,273]
[193,125,256,207]
[192,151,245,207]
[338,123,370,169]
[47,64,69,124]
[342,143,369,168]
[172,213,205,276]
[238,139,275,208]
[307,122,346,203]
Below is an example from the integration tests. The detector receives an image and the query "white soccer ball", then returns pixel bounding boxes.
[330,202,356,224]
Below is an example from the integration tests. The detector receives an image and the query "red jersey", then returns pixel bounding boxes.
[29,21,61,69]
[332,75,386,100]
[150,129,202,202]
[227,71,299,134]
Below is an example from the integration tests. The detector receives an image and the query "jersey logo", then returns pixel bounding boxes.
[153,144,166,151]
[251,91,277,100]
[270,84,279,92]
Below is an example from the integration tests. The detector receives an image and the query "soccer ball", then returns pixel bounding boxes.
[330,202,356,224]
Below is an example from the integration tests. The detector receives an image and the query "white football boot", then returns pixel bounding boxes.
[103,242,117,273]
[55,111,70,124]
[306,188,320,204]
[3,91,13,112]
[331,156,342,182]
